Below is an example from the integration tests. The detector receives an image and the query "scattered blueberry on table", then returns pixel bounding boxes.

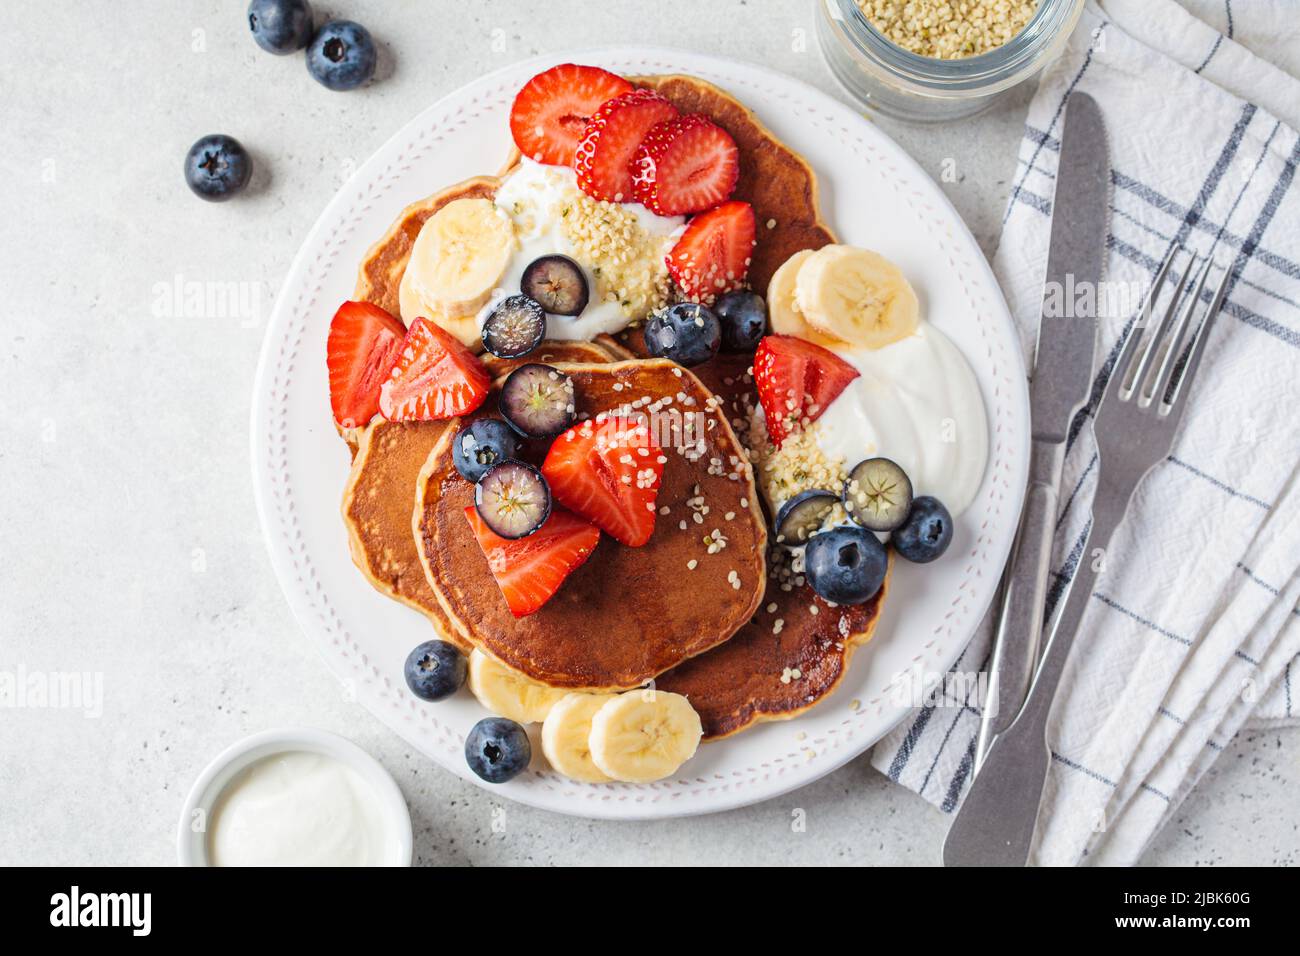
[183,134,252,201]
[306,20,378,91]
[247,0,314,55]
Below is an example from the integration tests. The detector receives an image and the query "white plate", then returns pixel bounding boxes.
[252,47,1030,819]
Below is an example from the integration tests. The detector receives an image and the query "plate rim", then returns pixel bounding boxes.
[251,45,1030,820]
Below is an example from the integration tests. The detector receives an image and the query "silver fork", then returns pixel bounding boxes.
[943,246,1232,867]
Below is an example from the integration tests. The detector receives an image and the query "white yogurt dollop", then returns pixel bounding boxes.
[208,751,398,867]
[815,323,988,516]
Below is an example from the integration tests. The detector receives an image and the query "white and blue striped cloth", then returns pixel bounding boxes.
[871,0,1300,865]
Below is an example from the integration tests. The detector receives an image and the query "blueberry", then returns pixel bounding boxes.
[892,495,953,563]
[643,303,721,367]
[247,0,313,55]
[475,460,552,539]
[843,458,913,532]
[452,418,519,483]
[714,290,768,353]
[403,640,467,702]
[482,295,547,359]
[521,255,588,316]
[184,134,252,202]
[499,363,576,438]
[774,489,838,546]
[804,525,888,605]
[465,717,531,784]
[306,20,377,91]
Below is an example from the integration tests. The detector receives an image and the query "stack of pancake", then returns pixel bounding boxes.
[341,74,889,741]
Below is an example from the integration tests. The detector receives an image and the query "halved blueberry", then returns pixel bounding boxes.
[465,717,531,783]
[643,302,721,367]
[474,460,551,539]
[499,363,576,438]
[774,489,839,546]
[714,290,768,353]
[403,640,466,702]
[805,526,888,605]
[843,458,913,532]
[521,255,589,316]
[452,418,519,483]
[482,295,546,359]
[892,495,953,563]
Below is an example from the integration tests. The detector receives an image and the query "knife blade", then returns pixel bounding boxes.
[973,91,1109,771]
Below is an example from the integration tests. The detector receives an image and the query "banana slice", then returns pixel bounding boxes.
[588,690,703,783]
[541,693,617,783]
[767,248,843,348]
[467,648,568,724]
[794,245,919,350]
[402,197,515,337]
[398,272,483,348]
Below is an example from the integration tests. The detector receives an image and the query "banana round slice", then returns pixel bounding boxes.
[588,690,703,783]
[467,648,568,724]
[767,248,843,348]
[794,245,919,350]
[404,197,516,328]
[541,693,617,783]
[398,268,484,348]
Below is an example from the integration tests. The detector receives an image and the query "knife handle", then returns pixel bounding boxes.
[975,441,1064,769]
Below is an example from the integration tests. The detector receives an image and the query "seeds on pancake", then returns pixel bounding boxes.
[687,559,698,570]
[773,618,785,634]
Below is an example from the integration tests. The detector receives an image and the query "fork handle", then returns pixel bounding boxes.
[943,493,1128,867]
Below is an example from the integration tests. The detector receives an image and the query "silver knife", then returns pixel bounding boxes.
[972,92,1110,773]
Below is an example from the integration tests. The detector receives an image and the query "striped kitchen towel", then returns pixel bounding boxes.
[870,0,1300,865]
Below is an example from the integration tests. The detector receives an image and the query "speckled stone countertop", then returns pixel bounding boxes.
[1,0,1295,866]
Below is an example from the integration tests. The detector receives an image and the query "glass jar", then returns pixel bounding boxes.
[816,0,1086,122]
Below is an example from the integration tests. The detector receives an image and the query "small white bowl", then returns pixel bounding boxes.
[177,727,413,867]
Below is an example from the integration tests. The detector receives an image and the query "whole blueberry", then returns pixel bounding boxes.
[892,495,953,564]
[403,640,467,702]
[306,20,377,91]
[643,302,721,367]
[184,134,252,202]
[804,525,888,605]
[714,290,768,353]
[247,0,313,55]
[452,419,519,483]
[465,717,531,784]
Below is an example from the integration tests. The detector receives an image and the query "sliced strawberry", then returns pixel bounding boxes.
[573,89,679,202]
[542,416,665,547]
[509,64,633,167]
[465,505,600,618]
[665,200,756,306]
[327,300,407,429]
[378,318,490,421]
[754,334,860,446]
[631,114,739,216]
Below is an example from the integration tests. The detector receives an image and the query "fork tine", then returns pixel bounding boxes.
[1147,255,1212,406]
[1105,245,1179,404]
[1165,261,1231,416]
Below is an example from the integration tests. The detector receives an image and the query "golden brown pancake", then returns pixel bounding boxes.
[415,359,768,691]
[342,340,615,644]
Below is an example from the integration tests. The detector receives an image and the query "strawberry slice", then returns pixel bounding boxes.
[665,200,756,305]
[573,89,679,202]
[465,505,600,617]
[327,300,407,429]
[542,416,665,547]
[631,114,740,216]
[509,64,633,168]
[378,318,490,421]
[754,334,860,446]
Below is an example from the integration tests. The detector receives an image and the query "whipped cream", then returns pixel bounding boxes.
[815,323,988,517]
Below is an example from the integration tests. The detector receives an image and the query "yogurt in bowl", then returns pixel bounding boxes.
[178,728,413,867]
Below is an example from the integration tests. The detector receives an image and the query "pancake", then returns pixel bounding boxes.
[342,340,615,643]
[415,359,768,691]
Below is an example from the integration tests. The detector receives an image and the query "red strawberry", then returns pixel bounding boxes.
[753,334,860,447]
[573,89,679,202]
[665,200,756,305]
[631,114,740,216]
[378,318,490,421]
[509,64,633,168]
[327,300,407,429]
[542,416,665,547]
[465,505,600,618]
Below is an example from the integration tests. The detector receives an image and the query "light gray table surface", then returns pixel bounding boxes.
[2,1,1295,867]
